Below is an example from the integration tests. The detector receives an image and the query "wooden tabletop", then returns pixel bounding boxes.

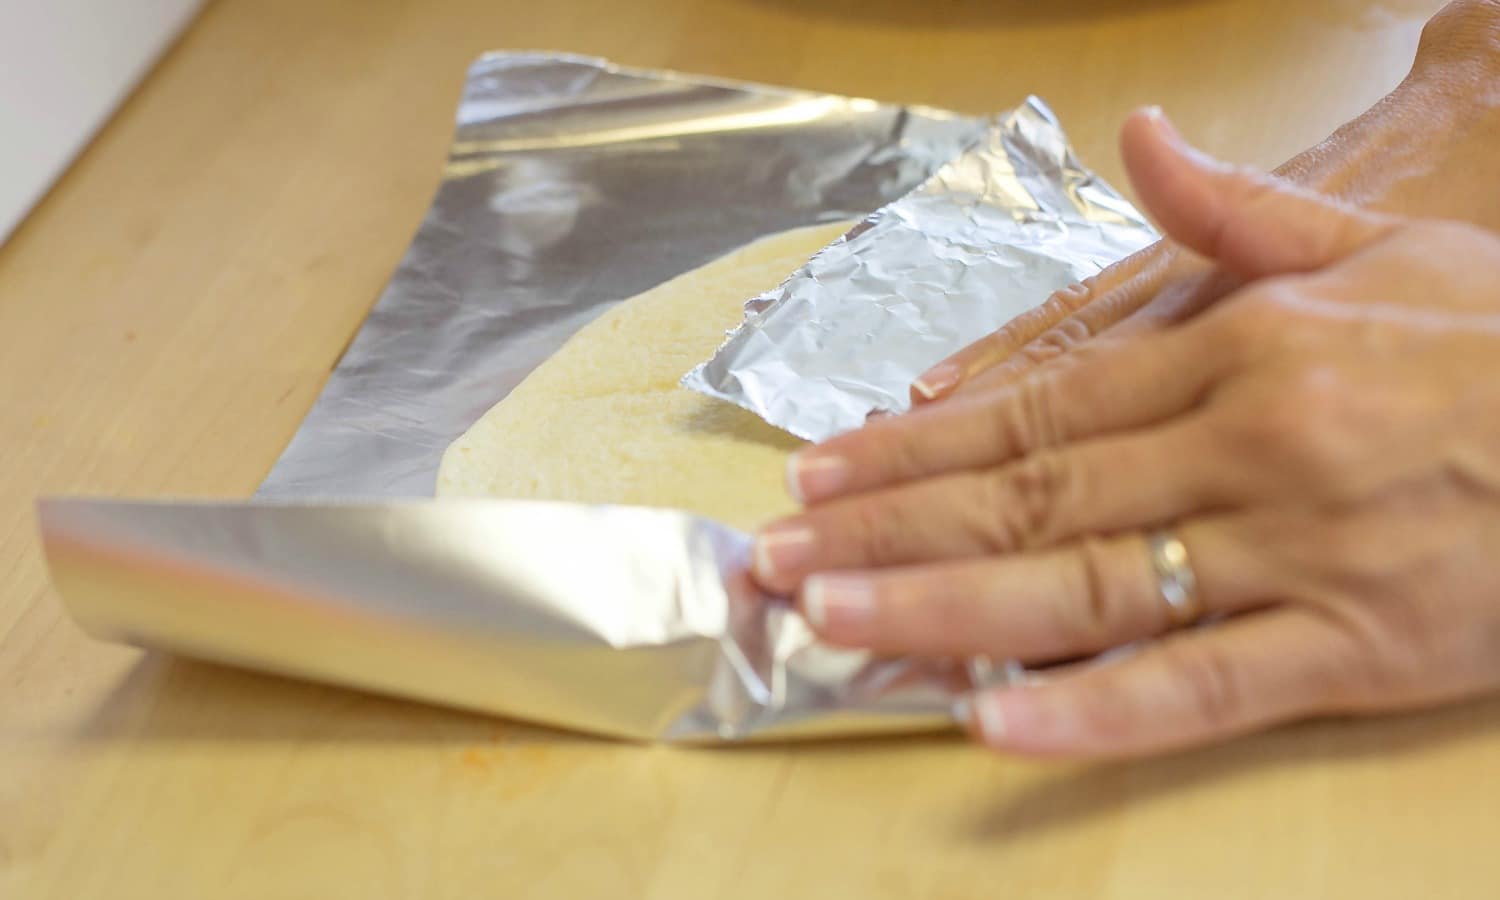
[6,0,1498,896]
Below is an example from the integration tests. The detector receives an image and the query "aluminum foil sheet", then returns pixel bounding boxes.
[39,54,1017,742]
[39,498,1011,741]
[684,97,1160,441]
[257,52,983,498]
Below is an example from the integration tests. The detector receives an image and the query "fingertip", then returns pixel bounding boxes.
[797,573,875,639]
[1121,105,1171,151]
[786,452,852,505]
[800,575,829,629]
[912,361,962,403]
[751,523,816,593]
[1120,107,1239,266]
[784,452,806,505]
[954,690,1010,748]
[1121,106,1194,208]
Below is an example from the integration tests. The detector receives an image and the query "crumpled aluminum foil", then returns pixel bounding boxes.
[39,497,1013,741]
[684,97,1160,441]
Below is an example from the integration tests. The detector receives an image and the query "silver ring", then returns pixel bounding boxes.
[1147,530,1204,627]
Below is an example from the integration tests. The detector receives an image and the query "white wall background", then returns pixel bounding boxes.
[0,0,206,245]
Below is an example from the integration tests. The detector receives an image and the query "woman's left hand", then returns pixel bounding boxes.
[750,109,1500,759]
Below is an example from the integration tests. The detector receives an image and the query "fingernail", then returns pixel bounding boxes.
[1141,104,1177,137]
[786,452,851,504]
[1057,280,1091,302]
[912,361,962,401]
[971,692,1009,745]
[801,574,875,632]
[954,692,1009,745]
[753,525,816,583]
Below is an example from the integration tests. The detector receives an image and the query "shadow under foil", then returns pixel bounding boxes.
[960,695,1500,843]
[732,0,1223,27]
[680,395,807,451]
[78,653,598,747]
[75,651,1500,819]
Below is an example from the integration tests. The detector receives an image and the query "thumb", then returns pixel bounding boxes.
[1120,107,1397,279]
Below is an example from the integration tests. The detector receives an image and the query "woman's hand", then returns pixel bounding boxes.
[752,110,1500,758]
[910,0,1500,404]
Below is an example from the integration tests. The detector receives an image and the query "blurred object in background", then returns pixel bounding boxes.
[0,0,205,245]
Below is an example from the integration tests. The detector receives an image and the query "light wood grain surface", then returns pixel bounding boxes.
[5,0,1498,897]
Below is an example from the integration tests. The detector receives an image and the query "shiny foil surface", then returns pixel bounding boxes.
[684,97,1160,441]
[40,54,1019,742]
[39,498,1009,741]
[257,52,984,498]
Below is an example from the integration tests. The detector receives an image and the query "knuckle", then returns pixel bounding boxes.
[848,498,907,564]
[983,452,1076,550]
[875,430,929,482]
[983,319,1028,355]
[1305,516,1412,590]
[1052,539,1129,652]
[1417,0,1500,63]
[1213,365,1366,499]
[988,298,1067,355]
[1272,368,1364,487]
[1015,339,1066,371]
[1006,372,1067,454]
[1015,317,1106,374]
[1051,312,1098,348]
[1295,608,1399,710]
[1212,283,1297,356]
[1164,645,1247,732]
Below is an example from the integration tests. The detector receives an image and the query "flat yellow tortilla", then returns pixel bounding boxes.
[436,223,850,531]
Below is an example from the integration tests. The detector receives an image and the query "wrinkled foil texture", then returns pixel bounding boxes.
[685,97,1159,441]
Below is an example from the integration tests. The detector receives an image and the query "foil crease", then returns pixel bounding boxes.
[684,97,1160,441]
[39,498,1009,742]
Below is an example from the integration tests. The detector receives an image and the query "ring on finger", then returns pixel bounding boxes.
[1147,529,1205,627]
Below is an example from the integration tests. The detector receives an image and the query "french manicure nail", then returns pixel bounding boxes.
[801,574,874,632]
[753,525,816,583]
[913,362,962,400]
[786,452,851,504]
[972,692,1008,744]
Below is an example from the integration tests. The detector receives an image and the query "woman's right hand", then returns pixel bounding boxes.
[911,0,1500,405]
[759,110,1500,758]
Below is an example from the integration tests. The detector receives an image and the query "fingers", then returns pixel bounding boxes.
[788,327,1230,508]
[1121,107,1398,278]
[759,418,1219,593]
[907,105,1393,408]
[909,242,1165,404]
[954,263,1241,398]
[793,520,1267,661]
[957,608,1363,758]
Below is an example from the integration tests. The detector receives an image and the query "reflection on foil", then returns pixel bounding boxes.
[39,498,1010,741]
[684,97,1160,442]
[38,55,1036,743]
[257,52,984,498]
